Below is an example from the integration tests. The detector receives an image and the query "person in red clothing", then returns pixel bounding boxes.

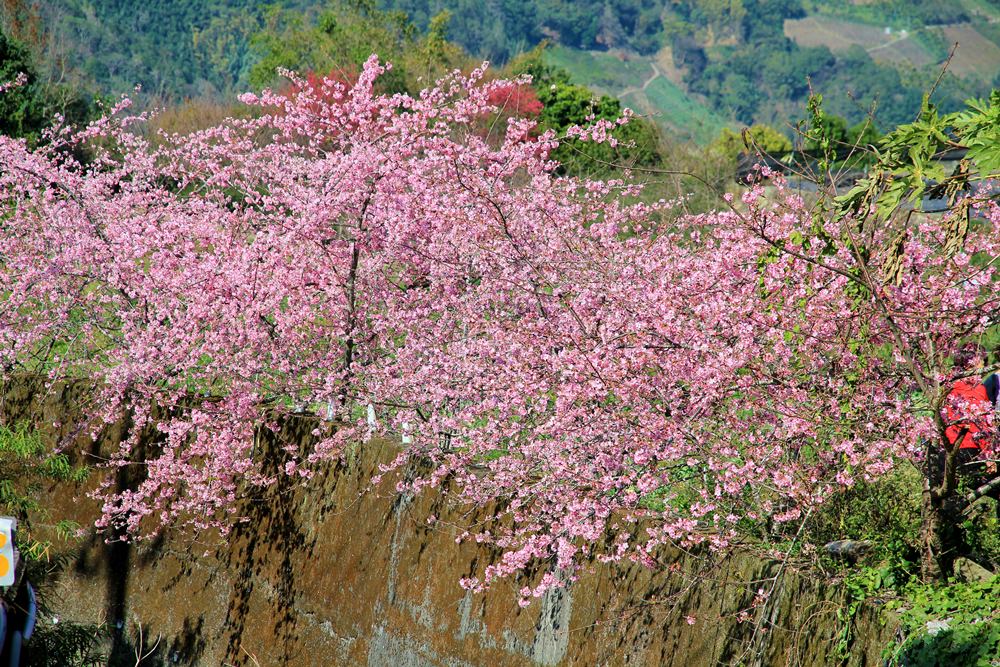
[938,366,999,496]
[944,372,999,459]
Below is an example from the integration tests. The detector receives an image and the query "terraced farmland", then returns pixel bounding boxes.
[942,23,1000,81]
[784,16,936,67]
[786,12,1000,84]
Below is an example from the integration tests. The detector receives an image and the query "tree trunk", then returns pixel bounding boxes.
[921,438,963,581]
[921,484,950,580]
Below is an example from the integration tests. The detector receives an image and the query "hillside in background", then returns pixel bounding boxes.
[2,0,317,98]
[383,0,999,138]
[3,0,1000,143]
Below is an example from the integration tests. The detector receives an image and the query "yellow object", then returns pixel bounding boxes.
[0,517,14,585]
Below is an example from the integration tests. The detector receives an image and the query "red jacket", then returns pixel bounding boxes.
[945,379,994,451]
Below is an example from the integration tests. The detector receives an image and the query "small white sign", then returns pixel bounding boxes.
[0,516,15,586]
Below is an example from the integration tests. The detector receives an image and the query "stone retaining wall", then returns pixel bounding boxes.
[2,378,896,666]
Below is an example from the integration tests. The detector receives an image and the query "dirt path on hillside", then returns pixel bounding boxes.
[618,63,663,98]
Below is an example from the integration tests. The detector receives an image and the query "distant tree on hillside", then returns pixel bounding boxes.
[0,24,95,143]
[709,123,791,162]
[248,3,473,94]
[0,28,44,140]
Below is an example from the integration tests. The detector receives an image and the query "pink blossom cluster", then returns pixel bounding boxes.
[1,58,998,598]
[0,72,28,95]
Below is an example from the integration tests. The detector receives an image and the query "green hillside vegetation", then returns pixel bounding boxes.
[633,75,728,145]
[384,0,665,61]
[785,14,1000,86]
[3,5,1000,664]
[668,0,985,130]
[17,0,270,97]
[245,1,465,93]
[801,0,971,28]
[545,45,730,144]
[4,3,707,193]
[5,0,998,144]
[0,24,96,144]
[381,0,995,134]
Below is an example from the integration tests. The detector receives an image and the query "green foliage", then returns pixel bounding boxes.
[507,43,571,88]
[387,0,664,60]
[835,562,910,660]
[0,20,99,144]
[847,119,882,149]
[536,79,661,177]
[20,549,111,666]
[803,0,969,29]
[741,0,805,40]
[835,91,1000,226]
[886,579,1000,666]
[804,469,1000,664]
[0,420,99,663]
[537,81,615,129]
[681,1,983,130]
[690,0,746,40]
[806,468,924,574]
[247,2,423,93]
[423,10,454,73]
[710,124,791,162]
[508,48,665,176]
[961,499,1000,568]
[952,90,1000,176]
[0,422,88,562]
[540,44,729,145]
[26,0,275,98]
[0,28,45,141]
[804,97,848,156]
[16,0,993,147]
[24,621,110,667]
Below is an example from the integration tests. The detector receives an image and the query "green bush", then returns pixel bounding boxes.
[961,499,1000,569]
[886,579,1000,667]
[0,422,97,665]
[805,466,923,571]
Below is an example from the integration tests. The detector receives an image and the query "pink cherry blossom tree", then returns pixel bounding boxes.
[1,58,997,598]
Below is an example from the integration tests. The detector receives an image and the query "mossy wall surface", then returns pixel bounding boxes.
[2,378,896,666]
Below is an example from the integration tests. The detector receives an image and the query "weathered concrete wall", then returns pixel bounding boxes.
[3,378,896,666]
